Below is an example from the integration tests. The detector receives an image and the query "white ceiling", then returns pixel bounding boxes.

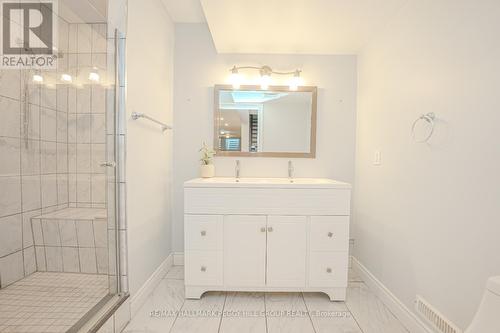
[161,0,206,23]
[163,0,409,54]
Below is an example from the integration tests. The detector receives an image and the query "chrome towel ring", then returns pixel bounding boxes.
[411,112,436,143]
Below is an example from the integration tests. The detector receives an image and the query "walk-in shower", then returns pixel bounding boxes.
[0,1,127,332]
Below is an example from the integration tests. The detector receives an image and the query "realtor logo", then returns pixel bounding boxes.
[1,0,58,68]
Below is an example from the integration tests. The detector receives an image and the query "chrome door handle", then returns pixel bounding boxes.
[326,267,332,273]
[260,227,266,233]
[100,161,116,168]
[267,227,273,232]
[200,230,206,236]
[200,266,207,272]
[327,232,333,238]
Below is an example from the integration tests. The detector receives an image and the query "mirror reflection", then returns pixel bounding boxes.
[215,86,317,157]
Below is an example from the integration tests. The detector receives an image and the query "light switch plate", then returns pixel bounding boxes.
[373,150,381,166]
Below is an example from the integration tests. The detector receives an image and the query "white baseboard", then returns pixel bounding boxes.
[173,252,184,266]
[351,257,433,333]
[130,253,174,317]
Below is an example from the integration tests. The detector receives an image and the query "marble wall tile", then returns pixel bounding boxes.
[77,87,92,115]
[0,69,21,100]
[21,139,40,175]
[41,174,58,207]
[0,176,21,217]
[41,87,57,111]
[68,113,77,142]
[96,247,108,274]
[76,174,91,203]
[57,111,68,142]
[22,210,40,248]
[23,246,36,276]
[77,114,92,143]
[21,104,40,140]
[35,246,46,271]
[76,220,95,247]
[21,175,41,211]
[92,174,106,203]
[42,219,61,246]
[76,144,91,172]
[40,108,57,141]
[62,247,80,272]
[0,251,24,287]
[41,141,57,174]
[0,96,21,138]
[79,247,97,273]
[0,137,21,176]
[92,114,106,143]
[45,246,63,271]
[56,143,68,173]
[57,174,68,205]
[0,214,22,257]
[59,220,78,246]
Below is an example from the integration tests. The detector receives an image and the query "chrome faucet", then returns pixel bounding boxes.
[235,160,240,182]
[288,160,294,183]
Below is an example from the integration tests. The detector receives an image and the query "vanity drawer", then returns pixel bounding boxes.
[309,216,349,251]
[184,215,223,251]
[185,251,223,286]
[308,251,348,287]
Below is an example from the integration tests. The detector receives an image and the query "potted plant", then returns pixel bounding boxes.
[199,142,216,178]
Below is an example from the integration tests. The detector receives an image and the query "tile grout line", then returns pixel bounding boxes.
[217,292,228,333]
[301,292,318,333]
[343,284,366,333]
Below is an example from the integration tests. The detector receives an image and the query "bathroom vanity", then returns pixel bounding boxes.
[183,177,351,301]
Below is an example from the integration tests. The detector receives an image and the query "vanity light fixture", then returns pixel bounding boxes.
[229,65,302,90]
[88,67,100,83]
[32,74,44,83]
[60,73,72,83]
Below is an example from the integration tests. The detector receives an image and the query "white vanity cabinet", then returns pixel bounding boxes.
[183,177,351,301]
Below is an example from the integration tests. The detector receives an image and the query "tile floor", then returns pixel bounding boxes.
[123,266,409,333]
[0,272,109,333]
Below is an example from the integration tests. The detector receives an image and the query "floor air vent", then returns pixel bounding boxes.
[415,296,462,333]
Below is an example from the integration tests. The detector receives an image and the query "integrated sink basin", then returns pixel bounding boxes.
[184,177,351,189]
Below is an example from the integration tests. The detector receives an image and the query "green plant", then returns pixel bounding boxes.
[199,142,216,165]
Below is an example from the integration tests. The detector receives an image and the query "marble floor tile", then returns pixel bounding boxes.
[123,279,185,333]
[122,267,409,333]
[346,282,409,333]
[303,292,362,333]
[265,293,314,333]
[164,265,184,280]
[170,291,226,333]
[219,292,266,333]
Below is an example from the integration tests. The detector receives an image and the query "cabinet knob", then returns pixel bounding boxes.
[200,266,207,272]
[327,232,333,238]
[267,227,273,232]
[326,267,332,273]
[200,230,206,236]
[260,227,266,233]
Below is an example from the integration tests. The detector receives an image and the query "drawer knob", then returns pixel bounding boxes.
[326,267,332,273]
[200,266,207,272]
[267,227,273,232]
[260,227,266,233]
[200,230,206,236]
[327,232,334,238]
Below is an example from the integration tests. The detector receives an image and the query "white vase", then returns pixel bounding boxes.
[200,164,215,178]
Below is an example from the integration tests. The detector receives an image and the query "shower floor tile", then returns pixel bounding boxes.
[0,272,108,333]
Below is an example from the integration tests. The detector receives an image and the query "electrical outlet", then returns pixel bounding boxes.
[373,150,382,166]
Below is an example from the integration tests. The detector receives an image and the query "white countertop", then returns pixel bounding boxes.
[184,177,351,189]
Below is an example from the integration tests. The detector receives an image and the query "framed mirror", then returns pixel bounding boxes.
[214,85,317,158]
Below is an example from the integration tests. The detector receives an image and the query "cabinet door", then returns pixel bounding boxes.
[224,215,267,287]
[266,216,307,287]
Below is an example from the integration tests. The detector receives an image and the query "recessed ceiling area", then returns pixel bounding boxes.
[169,0,409,54]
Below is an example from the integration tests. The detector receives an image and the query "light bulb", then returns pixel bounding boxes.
[289,70,302,91]
[229,66,242,89]
[260,74,271,90]
[32,74,43,83]
[60,73,72,83]
[88,69,100,83]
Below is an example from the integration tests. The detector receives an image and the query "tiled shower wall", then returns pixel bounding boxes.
[67,23,108,208]
[0,19,108,288]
